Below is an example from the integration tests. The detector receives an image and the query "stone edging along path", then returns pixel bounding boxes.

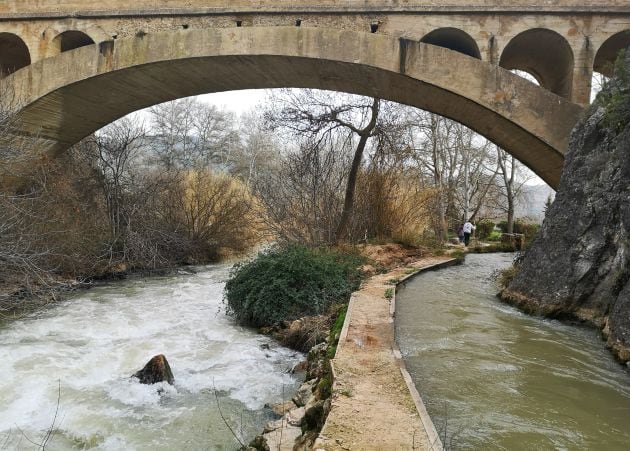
[314,256,458,450]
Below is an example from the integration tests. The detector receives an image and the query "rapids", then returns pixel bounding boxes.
[0,265,303,450]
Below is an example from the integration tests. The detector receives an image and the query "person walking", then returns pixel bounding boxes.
[457,224,465,244]
[462,220,476,246]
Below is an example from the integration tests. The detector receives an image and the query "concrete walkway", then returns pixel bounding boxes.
[315,257,452,450]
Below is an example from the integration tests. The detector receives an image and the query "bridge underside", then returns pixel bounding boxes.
[1,27,584,188]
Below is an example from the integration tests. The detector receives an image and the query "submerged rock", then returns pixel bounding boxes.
[132,354,175,385]
[501,50,630,363]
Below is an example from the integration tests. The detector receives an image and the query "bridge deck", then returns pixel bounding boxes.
[316,257,451,450]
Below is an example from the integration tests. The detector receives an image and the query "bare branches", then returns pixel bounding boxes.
[262,90,390,243]
[14,380,63,450]
[149,98,238,169]
[213,380,246,448]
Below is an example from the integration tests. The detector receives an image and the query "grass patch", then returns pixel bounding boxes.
[384,288,394,300]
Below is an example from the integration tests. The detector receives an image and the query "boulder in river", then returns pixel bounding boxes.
[132,354,175,385]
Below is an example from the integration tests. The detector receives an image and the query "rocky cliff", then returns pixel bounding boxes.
[501,50,630,364]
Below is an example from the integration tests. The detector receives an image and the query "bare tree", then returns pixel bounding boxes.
[86,118,147,248]
[230,110,280,185]
[0,85,56,298]
[495,146,532,233]
[264,89,382,243]
[149,98,239,170]
[253,135,349,245]
[406,109,500,240]
[454,128,499,223]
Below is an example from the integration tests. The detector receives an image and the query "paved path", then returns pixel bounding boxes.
[315,257,451,450]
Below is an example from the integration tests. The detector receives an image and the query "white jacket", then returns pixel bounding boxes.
[463,222,475,234]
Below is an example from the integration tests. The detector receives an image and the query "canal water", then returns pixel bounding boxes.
[396,253,630,450]
[0,265,303,450]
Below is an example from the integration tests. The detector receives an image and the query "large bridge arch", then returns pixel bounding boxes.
[1,27,583,188]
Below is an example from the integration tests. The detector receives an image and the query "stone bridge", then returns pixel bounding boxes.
[1,1,629,187]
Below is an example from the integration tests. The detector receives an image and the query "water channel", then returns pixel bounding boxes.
[396,253,630,449]
[0,265,303,450]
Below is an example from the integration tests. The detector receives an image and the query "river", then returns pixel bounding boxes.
[0,265,303,450]
[396,253,630,450]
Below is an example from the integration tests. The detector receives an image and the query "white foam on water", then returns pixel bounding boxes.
[0,265,303,449]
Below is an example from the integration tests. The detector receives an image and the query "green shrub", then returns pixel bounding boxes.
[487,230,502,241]
[475,220,495,240]
[516,221,540,242]
[597,49,630,133]
[224,245,365,327]
[497,219,540,242]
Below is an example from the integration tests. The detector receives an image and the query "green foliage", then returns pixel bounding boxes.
[597,49,630,133]
[326,306,347,359]
[316,377,332,399]
[450,249,466,261]
[384,288,394,299]
[224,245,365,327]
[475,220,496,240]
[487,230,502,242]
[497,219,540,241]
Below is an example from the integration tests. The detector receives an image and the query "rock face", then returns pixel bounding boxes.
[501,51,630,364]
[132,354,175,385]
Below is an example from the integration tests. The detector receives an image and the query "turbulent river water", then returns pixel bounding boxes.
[0,265,303,450]
[396,253,630,450]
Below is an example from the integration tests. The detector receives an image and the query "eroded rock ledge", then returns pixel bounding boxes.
[501,50,630,364]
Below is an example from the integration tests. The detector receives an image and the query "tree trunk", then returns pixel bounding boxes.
[507,193,515,234]
[334,98,380,243]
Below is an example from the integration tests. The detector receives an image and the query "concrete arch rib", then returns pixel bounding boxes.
[2,27,582,188]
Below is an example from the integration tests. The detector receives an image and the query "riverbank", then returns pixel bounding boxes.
[235,244,449,449]
[315,256,452,450]
[500,287,630,364]
[396,253,630,448]
[0,259,222,320]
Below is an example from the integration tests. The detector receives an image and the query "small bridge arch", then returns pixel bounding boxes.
[1,27,584,188]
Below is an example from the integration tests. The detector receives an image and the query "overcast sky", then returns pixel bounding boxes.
[197,89,268,115]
